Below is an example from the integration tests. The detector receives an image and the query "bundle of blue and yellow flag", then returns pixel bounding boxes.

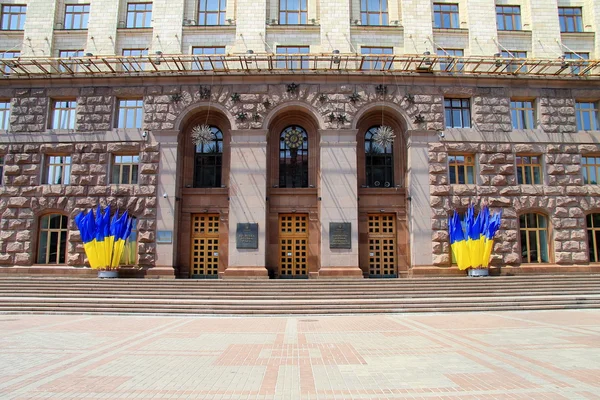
[448,204,502,271]
[74,205,134,270]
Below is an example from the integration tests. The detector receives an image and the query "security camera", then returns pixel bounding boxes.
[142,130,148,138]
[438,131,445,139]
[163,193,167,198]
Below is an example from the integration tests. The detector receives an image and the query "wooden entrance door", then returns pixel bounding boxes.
[367,214,397,277]
[190,214,220,278]
[279,214,308,278]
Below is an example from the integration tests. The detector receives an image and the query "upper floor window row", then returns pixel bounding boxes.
[496,5,521,31]
[433,3,459,29]
[1,4,26,30]
[63,4,89,30]
[559,7,582,33]
[126,2,152,28]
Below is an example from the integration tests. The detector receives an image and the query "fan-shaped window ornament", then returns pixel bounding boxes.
[365,126,394,188]
[279,125,309,188]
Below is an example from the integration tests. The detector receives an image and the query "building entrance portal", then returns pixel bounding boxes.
[190,214,220,278]
[368,214,398,278]
[279,214,309,278]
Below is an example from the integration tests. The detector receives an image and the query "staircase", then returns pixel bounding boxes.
[0,275,599,315]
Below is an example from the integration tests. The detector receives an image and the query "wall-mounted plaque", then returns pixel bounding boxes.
[236,223,259,249]
[329,222,351,249]
[156,230,173,244]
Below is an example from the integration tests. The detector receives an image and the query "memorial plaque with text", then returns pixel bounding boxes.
[329,222,351,249]
[236,223,259,249]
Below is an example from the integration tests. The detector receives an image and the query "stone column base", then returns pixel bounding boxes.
[222,266,269,279]
[317,266,364,278]
[145,266,176,279]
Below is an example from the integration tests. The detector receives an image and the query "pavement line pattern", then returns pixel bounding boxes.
[0,310,599,399]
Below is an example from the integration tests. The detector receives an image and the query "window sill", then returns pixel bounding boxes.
[183,25,236,32]
[54,29,88,34]
[117,27,153,33]
[561,31,594,38]
[352,25,402,31]
[267,24,320,32]
[432,28,468,34]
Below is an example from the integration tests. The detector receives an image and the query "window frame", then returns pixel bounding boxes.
[279,0,307,25]
[193,126,223,188]
[51,99,77,130]
[360,46,393,70]
[516,154,542,185]
[1,50,20,75]
[364,126,394,188]
[582,155,600,185]
[436,48,464,72]
[276,46,310,70]
[279,125,309,188]
[198,0,226,26]
[63,4,90,30]
[448,153,475,184]
[42,154,72,185]
[576,101,599,131]
[191,46,226,70]
[37,214,69,265]
[116,98,144,129]
[564,52,589,75]
[519,213,550,264]
[444,98,471,128]
[433,3,459,29]
[360,0,388,26]
[501,50,527,73]
[58,50,84,73]
[0,100,10,130]
[558,7,583,33]
[111,154,140,185]
[496,5,521,31]
[126,2,152,28]
[1,4,26,31]
[510,100,536,130]
[122,48,148,72]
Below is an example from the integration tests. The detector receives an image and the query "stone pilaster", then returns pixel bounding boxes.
[530,0,562,59]
[318,129,362,278]
[85,0,120,55]
[234,0,266,53]
[20,0,57,57]
[401,0,433,53]
[223,129,268,278]
[151,0,185,54]
[319,0,351,52]
[465,0,497,56]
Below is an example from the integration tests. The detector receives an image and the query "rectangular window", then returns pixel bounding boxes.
[1,50,19,75]
[117,99,143,128]
[198,0,226,25]
[112,154,139,184]
[126,2,152,28]
[192,46,225,70]
[276,46,309,69]
[448,154,475,184]
[559,7,583,33]
[43,155,72,185]
[360,47,393,70]
[1,5,26,30]
[501,50,527,73]
[583,156,600,185]
[516,155,542,185]
[64,4,89,29]
[433,3,459,29]
[361,0,388,26]
[51,100,77,130]
[122,48,148,72]
[444,98,471,128]
[0,101,10,130]
[58,50,84,73]
[279,0,307,24]
[576,102,599,131]
[511,100,535,129]
[564,52,589,75]
[496,5,521,31]
[437,48,463,72]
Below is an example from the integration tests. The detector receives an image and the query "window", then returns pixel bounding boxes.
[516,155,541,185]
[112,154,139,184]
[433,3,459,29]
[51,100,77,129]
[564,52,589,75]
[194,126,223,188]
[0,101,10,130]
[37,214,68,264]
[120,217,138,265]
[444,98,471,128]
[0,154,4,185]
[496,5,521,31]
[511,100,535,129]
[365,127,394,187]
[1,5,26,30]
[43,155,71,185]
[501,50,527,73]
[1,50,19,75]
[448,154,474,184]
[279,125,308,188]
[360,47,393,70]
[576,102,599,131]
[582,156,600,184]
[279,0,307,24]
[520,213,549,264]
[437,48,463,72]
[64,4,89,29]
[192,47,225,70]
[276,46,309,69]
[117,99,143,128]
[361,0,388,26]
[198,0,226,25]
[122,49,148,72]
[126,3,152,28]
[559,7,583,33]
[58,50,84,73]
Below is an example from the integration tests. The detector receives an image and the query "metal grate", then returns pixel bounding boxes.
[191,214,220,277]
[368,214,397,277]
[279,214,308,278]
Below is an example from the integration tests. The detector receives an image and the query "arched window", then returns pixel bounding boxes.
[37,214,68,264]
[520,213,549,263]
[587,214,600,262]
[194,126,223,188]
[365,126,394,187]
[279,125,308,188]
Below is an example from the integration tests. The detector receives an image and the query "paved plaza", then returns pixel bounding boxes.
[0,310,599,399]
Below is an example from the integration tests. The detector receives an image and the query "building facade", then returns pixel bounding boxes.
[0,0,599,278]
